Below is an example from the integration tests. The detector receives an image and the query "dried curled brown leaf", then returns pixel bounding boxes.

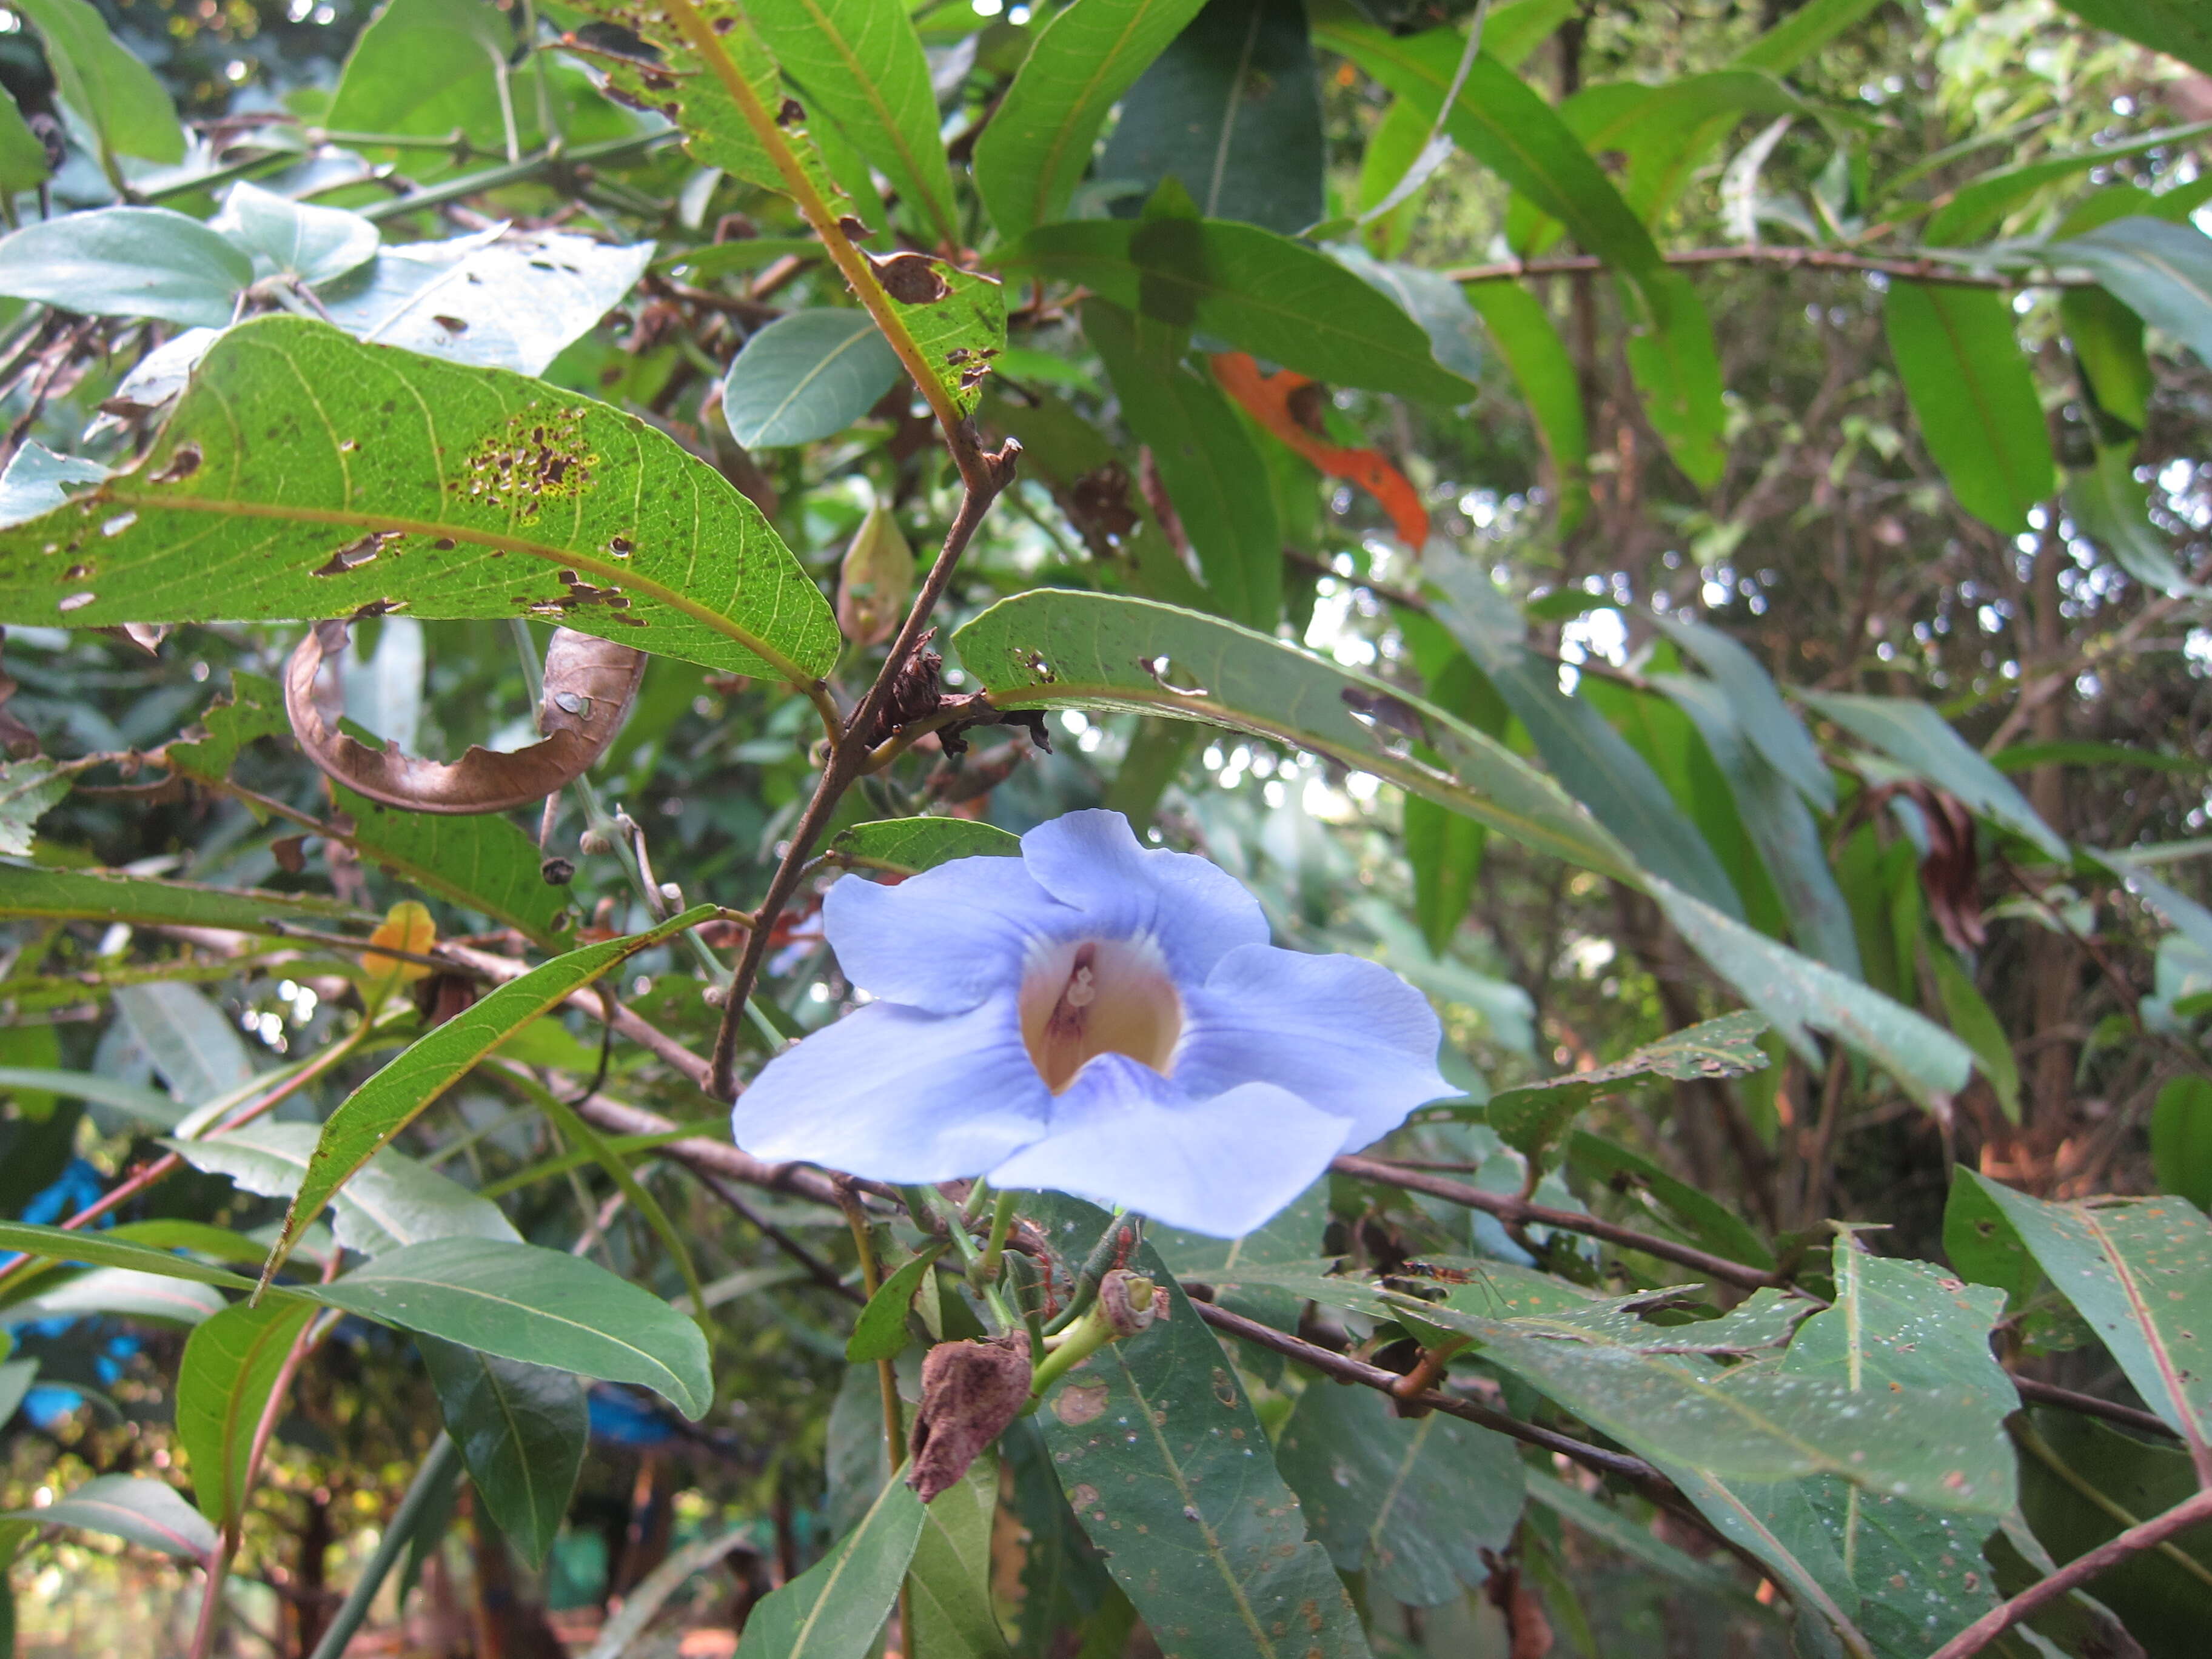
[907,1330,1031,1503]
[284,621,645,815]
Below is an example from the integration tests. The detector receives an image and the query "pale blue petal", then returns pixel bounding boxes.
[988,1054,1350,1236]
[1019,810,1268,982]
[1173,945,1452,1150]
[822,859,1074,1013]
[731,996,1050,1180]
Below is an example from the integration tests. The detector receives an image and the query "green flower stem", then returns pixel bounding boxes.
[974,1189,1020,1290]
[306,1434,461,1659]
[908,1184,1021,1336]
[1042,1212,1141,1337]
[1027,1305,1116,1404]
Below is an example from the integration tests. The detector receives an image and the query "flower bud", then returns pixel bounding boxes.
[1097,1269,1163,1338]
[836,501,914,649]
[578,828,611,856]
[907,1331,1031,1503]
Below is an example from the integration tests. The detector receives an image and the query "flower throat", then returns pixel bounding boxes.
[1018,936,1182,1094]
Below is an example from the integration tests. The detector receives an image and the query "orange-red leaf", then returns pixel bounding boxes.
[1210,353,1429,548]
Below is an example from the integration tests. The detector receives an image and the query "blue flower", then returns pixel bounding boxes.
[731,810,1450,1236]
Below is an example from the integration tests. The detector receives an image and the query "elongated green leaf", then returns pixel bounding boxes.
[1404,792,1484,956]
[973,0,1210,240]
[2048,216,2212,368]
[1651,614,1833,811]
[177,1297,318,1530]
[1275,1379,1524,1607]
[318,1236,712,1418]
[2,1266,227,1327]
[1926,124,2212,245]
[2053,0,2212,75]
[1965,1175,2212,1460]
[1084,300,1281,629]
[1560,71,1821,228]
[1485,1012,1769,1166]
[337,783,571,942]
[1463,279,1588,528]
[0,1356,34,1431]
[1030,1195,1371,1659]
[747,0,960,247]
[720,310,903,449]
[846,1242,950,1363]
[1524,1470,1756,1604]
[1316,16,1663,295]
[115,981,254,1110]
[0,1221,261,1293]
[0,88,47,197]
[0,209,250,329]
[1627,273,1725,486]
[1660,674,1861,976]
[1564,1131,1776,1269]
[2152,1076,2212,1211]
[1097,0,1324,235]
[949,590,1641,883]
[12,0,185,164]
[1328,244,1486,386]
[0,318,836,682]
[264,905,714,1277]
[1798,690,2068,859]
[828,817,1022,876]
[2065,285,2154,431]
[169,1124,519,1259]
[1422,554,1741,915]
[326,0,516,152]
[0,1068,187,1127]
[1004,216,1473,403]
[5,1475,215,1560]
[1883,282,2056,534]
[1928,947,2022,1122]
[1734,0,1887,72]
[0,865,374,934]
[740,1472,928,1658]
[909,1454,1014,1659]
[1150,1178,1327,1335]
[418,1336,585,1570]
[1652,879,1973,1110]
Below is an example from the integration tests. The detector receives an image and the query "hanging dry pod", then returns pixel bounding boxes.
[836,500,914,649]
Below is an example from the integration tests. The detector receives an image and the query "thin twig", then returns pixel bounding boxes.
[1438,244,2094,289]
[1923,1487,2212,1659]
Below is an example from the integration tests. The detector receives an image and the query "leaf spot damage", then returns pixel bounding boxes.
[461,406,597,517]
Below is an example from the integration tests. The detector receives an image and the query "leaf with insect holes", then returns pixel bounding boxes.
[828,817,1022,877]
[0,317,836,683]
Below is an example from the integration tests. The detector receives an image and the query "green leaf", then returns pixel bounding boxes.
[1927,947,2022,1124]
[113,980,255,1110]
[167,1124,520,1259]
[1421,554,1743,916]
[1097,0,1324,236]
[325,0,518,153]
[845,1241,950,1363]
[1564,1131,1776,1269]
[4,1475,215,1560]
[746,0,961,249]
[334,785,571,943]
[2051,0,2212,75]
[1797,690,2068,860]
[1315,15,1664,297]
[1327,244,1486,387]
[2013,1408,2212,1655]
[0,442,110,528]
[882,263,1009,421]
[909,1454,1015,1659]
[0,865,374,934]
[0,209,251,328]
[1004,216,1474,403]
[1404,793,1484,956]
[1650,614,1833,811]
[1925,123,2212,246]
[1150,1177,1328,1336]
[1883,281,2056,535]
[2152,1076,2212,1211]
[11,0,185,164]
[1,1266,228,1327]
[1029,1195,1372,1659]
[0,90,50,195]
[739,1472,927,1658]
[215,182,380,287]
[1274,1378,1525,1607]
[264,905,714,1277]
[1084,300,1281,629]
[1651,879,1973,1110]
[1462,279,1589,528]
[1523,1470,1755,1605]
[828,816,1022,876]
[0,317,837,683]
[1623,276,1728,488]
[317,1236,714,1419]
[1486,1012,1769,1167]
[0,759,73,856]
[720,310,903,449]
[1658,674,1861,976]
[2048,217,2212,367]
[0,1356,35,1430]
[949,589,1643,883]
[973,0,1210,240]
[418,1336,586,1571]
[176,1296,318,1529]
[1733,0,1887,72]
[0,1221,261,1293]
[1965,1174,2212,1458]
[2064,284,2154,430]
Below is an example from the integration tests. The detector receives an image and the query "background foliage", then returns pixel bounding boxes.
[0,0,2209,1655]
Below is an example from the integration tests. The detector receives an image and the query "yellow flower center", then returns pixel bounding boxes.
[1018,936,1182,1094]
